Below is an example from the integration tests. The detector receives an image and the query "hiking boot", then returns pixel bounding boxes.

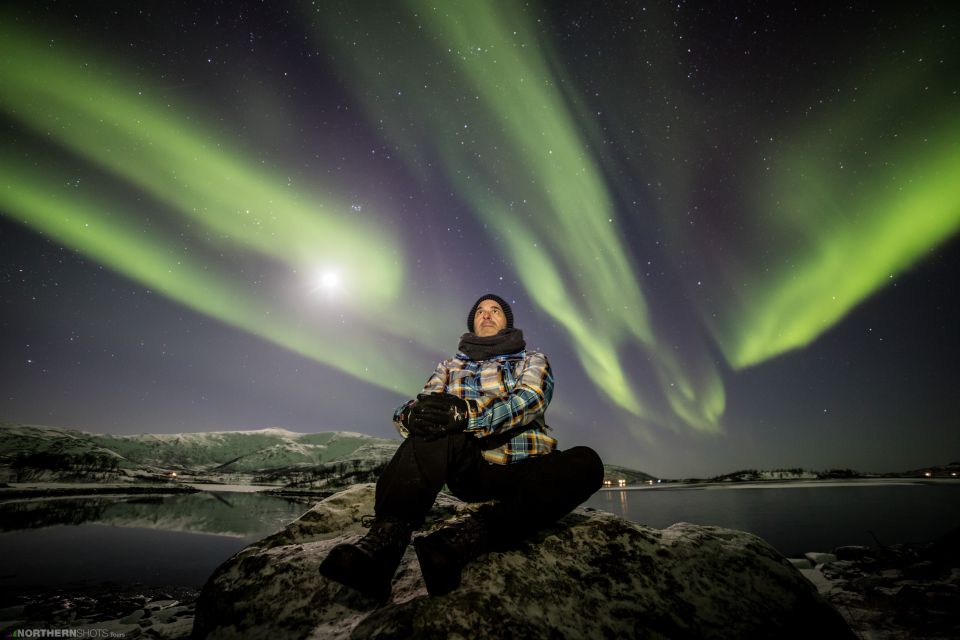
[319,516,413,602]
[414,514,489,597]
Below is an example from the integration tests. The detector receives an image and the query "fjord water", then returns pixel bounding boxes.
[3,481,959,593]
[0,491,315,590]
[585,481,960,556]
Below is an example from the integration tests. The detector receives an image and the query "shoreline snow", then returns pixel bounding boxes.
[602,477,959,491]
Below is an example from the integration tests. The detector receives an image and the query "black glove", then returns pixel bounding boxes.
[407,392,469,440]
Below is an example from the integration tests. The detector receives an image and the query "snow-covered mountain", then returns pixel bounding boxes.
[91,427,398,472]
[0,422,399,482]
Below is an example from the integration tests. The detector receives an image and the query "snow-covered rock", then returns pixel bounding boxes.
[801,529,960,639]
[805,552,838,566]
[191,484,854,640]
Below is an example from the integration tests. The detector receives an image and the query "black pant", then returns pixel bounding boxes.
[374,432,604,546]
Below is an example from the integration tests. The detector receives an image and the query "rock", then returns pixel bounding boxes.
[799,528,960,639]
[0,585,199,640]
[192,483,853,640]
[119,609,144,624]
[804,552,838,566]
[833,545,874,561]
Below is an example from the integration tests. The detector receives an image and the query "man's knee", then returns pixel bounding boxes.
[563,446,605,491]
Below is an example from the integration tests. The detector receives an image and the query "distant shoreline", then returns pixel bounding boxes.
[600,477,960,491]
[4,476,956,502]
[0,480,336,500]
[0,483,200,501]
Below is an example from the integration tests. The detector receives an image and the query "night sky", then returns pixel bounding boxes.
[1,1,957,478]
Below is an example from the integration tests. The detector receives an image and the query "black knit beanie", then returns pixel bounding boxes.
[467,294,514,333]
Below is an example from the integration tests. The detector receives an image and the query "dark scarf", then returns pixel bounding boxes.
[458,327,526,361]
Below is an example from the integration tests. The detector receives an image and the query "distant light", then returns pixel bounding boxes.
[924,471,932,477]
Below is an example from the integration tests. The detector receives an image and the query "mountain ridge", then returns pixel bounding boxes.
[0,421,399,482]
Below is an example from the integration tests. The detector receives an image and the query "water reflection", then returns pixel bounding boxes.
[597,489,631,520]
[0,491,319,589]
[0,491,315,538]
[586,484,960,556]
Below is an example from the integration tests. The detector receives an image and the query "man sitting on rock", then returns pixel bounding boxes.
[319,293,604,601]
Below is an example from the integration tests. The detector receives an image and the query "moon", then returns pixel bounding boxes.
[312,268,342,294]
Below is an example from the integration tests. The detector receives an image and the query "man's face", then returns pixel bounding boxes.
[473,299,508,337]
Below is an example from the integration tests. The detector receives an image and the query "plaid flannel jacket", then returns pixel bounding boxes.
[393,349,557,465]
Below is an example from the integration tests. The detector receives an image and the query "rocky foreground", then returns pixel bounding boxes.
[0,585,197,639]
[3,484,955,639]
[798,530,960,639]
[190,484,852,639]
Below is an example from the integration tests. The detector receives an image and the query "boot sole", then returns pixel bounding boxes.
[319,545,391,602]
[414,536,462,597]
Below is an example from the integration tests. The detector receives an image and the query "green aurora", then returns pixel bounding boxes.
[309,1,726,433]
[0,20,454,395]
[1,3,957,437]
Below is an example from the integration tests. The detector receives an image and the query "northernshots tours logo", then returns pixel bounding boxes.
[6,630,124,638]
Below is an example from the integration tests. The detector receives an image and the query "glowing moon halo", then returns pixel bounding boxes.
[311,267,343,294]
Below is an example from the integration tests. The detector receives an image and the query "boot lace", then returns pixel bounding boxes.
[356,516,412,556]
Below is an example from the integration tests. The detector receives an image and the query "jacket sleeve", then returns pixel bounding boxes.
[391,359,451,437]
[464,351,553,438]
